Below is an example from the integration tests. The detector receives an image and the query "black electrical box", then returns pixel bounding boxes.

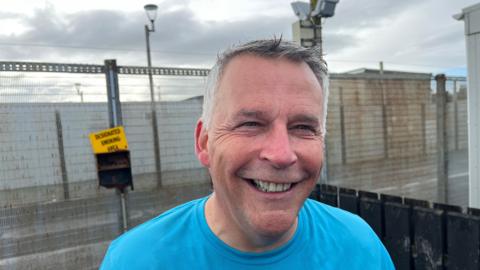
[95,150,133,191]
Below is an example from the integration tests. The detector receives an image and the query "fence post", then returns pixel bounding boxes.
[104,60,123,127]
[436,74,448,203]
[339,87,347,164]
[380,75,389,159]
[55,110,69,200]
[421,103,427,155]
[104,59,128,232]
[453,79,459,150]
[151,106,162,188]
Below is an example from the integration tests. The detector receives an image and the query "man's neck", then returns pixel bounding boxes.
[204,193,298,253]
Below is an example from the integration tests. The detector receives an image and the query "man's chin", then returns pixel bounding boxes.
[250,212,298,241]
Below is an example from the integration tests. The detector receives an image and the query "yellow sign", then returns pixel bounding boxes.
[89,126,129,154]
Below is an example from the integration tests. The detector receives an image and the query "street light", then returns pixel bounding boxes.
[143,4,162,187]
[74,82,83,103]
[144,4,158,105]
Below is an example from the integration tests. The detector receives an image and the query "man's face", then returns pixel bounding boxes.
[196,54,324,247]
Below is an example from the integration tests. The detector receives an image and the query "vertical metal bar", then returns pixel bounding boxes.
[145,25,162,188]
[104,59,128,232]
[453,80,459,150]
[120,192,128,232]
[381,76,389,158]
[55,110,69,200]
[339,87,347,164]
[421,103,427,155]
[146,26,155,106]
[436,74,448,203]
[104,59,123,127]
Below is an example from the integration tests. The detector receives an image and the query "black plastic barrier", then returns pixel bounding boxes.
[467,207,480,217]
[310,185,480,270]
[359,197,383,238]
[446,212,480,269]
[318,184,338,207]
[383,202,411,269]
[433,202,463,213]
[412,207,444,269]
[381,193,403,204]
[339,188,359,215]
[358,190,378,200]
[404,197,430,208]
[309,184,320,201]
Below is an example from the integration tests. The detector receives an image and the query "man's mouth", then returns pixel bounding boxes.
[248,179,295,193]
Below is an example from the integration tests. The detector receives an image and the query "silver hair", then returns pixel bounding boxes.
[201,39,329,135]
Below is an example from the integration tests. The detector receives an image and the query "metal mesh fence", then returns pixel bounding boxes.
[0,62,212,270]
[324,74,468,207]
[0,61,469,269]
[445,78,469,207]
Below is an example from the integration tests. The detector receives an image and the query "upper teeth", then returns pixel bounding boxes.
[252,179,292,193]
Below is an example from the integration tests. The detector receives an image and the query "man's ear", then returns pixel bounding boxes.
[195,119,210,167]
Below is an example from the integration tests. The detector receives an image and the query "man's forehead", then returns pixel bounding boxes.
[218,55,322,92]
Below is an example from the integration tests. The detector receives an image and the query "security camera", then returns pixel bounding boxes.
[312,0,339,18]
[291,1,311,20]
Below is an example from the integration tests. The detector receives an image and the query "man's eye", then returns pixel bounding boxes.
[240,122,260,127]
[291,125,317,134]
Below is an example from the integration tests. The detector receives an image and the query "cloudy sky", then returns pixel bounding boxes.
[0,0,478,75]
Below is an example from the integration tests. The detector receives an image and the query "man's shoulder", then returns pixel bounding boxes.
[303,199,380,245]
[303,199,394,268]
[101,197,206,269]
[121,196,203,238]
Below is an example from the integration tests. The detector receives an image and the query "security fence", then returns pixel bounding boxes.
[325,72,468,207]
[0,61,470,269]
[0,61,212,270]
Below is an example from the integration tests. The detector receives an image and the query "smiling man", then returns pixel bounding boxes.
[100,39,394,269]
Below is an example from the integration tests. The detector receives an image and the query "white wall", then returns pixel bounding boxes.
[457,3,480,207]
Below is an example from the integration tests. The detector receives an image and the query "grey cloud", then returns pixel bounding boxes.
[0,4,309,66]
[0,11,22,19]
[329,0,418,30]
[0,0,460,71]
[323,32,359,55]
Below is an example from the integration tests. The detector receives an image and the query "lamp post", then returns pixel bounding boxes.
[144,4,162,187]
[74,82,83,103]
[144,4,158,106]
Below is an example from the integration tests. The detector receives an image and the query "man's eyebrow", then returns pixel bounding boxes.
[289,114,321,126]
[233,109,268,119]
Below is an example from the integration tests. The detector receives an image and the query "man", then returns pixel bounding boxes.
[100,39,394,269]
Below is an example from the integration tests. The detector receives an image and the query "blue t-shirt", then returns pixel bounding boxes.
[100,197,394,269]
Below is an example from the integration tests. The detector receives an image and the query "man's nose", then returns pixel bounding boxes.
[259,125,298,168]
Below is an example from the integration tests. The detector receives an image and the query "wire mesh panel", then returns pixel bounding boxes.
[326,72,440,202]
[445,78,469,207]
[0,71,110,206]
[0,61,471,269]
[117,72,209,190]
